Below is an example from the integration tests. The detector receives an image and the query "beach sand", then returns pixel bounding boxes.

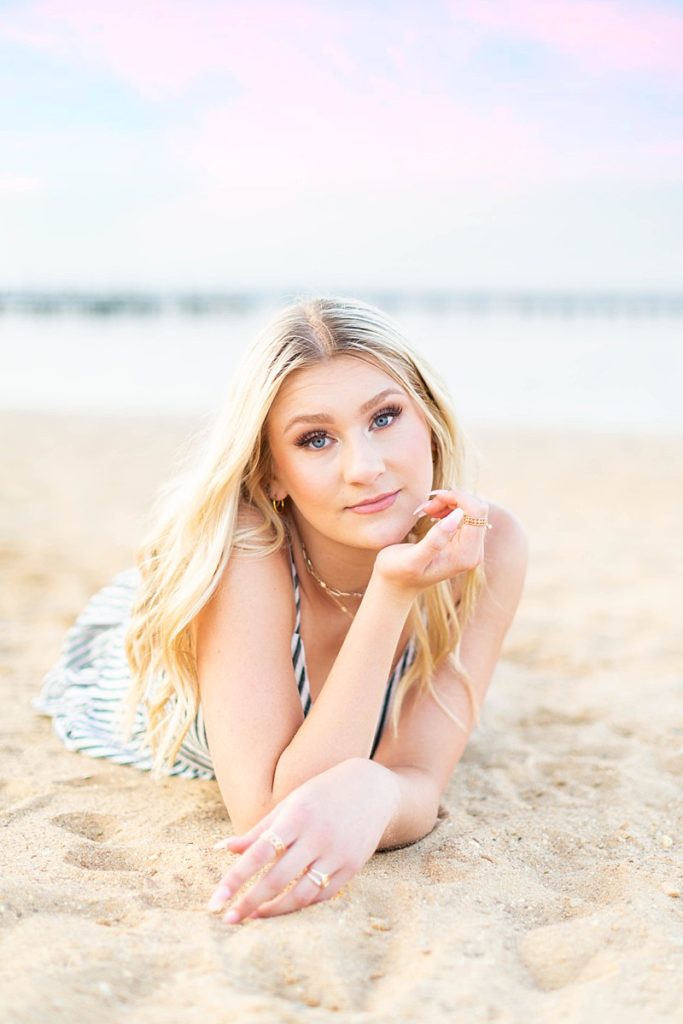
[1,410,682,1023]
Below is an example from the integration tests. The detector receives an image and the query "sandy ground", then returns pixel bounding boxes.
[1,410,682,1024]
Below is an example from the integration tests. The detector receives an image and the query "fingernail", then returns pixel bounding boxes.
[207,887,231,911]
[428,488,449,495]
[444,509,464,532]
[223,909,240,924]
[412,501,429,515]
[213,837,232,850]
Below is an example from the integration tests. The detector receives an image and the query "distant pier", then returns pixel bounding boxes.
[1,290,683,318]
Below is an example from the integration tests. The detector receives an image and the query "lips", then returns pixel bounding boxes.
[347,490,400,514]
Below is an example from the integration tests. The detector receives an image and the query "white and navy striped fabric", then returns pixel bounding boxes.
[34,548,415,778]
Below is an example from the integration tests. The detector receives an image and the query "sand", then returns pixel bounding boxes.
[1,410,682,1024]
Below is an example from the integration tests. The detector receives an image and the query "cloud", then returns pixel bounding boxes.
[455,0,683,82]
[3,0,682,103]
[0,1,353,99]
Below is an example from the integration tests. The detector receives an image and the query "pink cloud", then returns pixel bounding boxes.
[0,1,363,99]
[1,0,680,193]
[2,0,680,100]
[455,0,683,81]
[175,90,547,191]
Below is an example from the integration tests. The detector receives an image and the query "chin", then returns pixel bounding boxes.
[348,514,415,551]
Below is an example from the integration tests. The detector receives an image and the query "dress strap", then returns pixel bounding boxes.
[286,537,303,634]
[369,636,416,759]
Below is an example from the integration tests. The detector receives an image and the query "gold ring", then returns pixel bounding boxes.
[260,829,287,855]
[306,868,331,889]
[462,515,492,529]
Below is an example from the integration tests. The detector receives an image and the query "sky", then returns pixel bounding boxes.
[1,0,682,291]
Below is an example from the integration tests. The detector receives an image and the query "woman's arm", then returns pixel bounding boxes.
[207,504,527,922]
[374,501,529,846]
[198,492,487,834]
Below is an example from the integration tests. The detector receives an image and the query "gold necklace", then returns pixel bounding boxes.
[300,540,365,619]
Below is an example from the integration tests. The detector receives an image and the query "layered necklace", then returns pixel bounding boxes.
[299,540,366,619]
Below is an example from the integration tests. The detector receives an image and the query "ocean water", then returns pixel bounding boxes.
[2,306,682,434]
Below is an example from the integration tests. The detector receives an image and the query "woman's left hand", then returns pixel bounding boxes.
[207,757,399,923]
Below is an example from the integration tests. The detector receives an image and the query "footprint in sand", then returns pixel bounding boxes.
[658,752,683,776]
[64,843,140,872]
[420,840,482,883]
[527,755,619,795]
[0,780,55,822]
[518,912,644,991]
[50,811,120,843]
[54,771,140,791]
[0,778,45,808]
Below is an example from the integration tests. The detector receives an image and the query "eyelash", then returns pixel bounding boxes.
[294,404,403,449]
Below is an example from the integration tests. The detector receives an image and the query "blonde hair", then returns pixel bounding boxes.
[123,296,484,776]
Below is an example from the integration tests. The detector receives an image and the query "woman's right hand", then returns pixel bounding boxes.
[373,486,489,596]
[207,757,399,924]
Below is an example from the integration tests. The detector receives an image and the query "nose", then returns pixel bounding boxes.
[342,431,385,485]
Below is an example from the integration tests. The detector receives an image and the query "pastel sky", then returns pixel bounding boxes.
[1,0,682,290]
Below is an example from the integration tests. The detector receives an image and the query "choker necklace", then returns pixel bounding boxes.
[300,540,365,618]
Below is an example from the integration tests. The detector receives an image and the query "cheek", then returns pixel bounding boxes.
[396,420,434,472]
[282,455,333,504]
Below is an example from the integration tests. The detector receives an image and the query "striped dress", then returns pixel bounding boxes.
[33,546,416,779]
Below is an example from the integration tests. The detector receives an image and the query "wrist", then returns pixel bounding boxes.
[358,758,402,823]
[366,567,419,611]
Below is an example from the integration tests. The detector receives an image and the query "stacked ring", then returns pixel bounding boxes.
[306,868,331,889]
[462,515,492,529]
[260,829,287,855]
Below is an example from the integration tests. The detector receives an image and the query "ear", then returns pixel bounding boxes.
[267,475,287,504]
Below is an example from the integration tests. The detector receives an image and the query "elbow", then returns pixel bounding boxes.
[228,808,273,837]
[221,794,277,838]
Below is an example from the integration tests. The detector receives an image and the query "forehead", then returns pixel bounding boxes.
[270,355,403,417]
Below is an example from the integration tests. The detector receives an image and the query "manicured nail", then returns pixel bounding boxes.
[412,501,429,515]
[223,909,240,924]
[206,888,231,913]
[444,509,464,532]
[428,488,449,495]
[213,837,232,850]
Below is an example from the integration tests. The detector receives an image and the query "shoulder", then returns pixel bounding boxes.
[197,507,295,638]
[484,501,528,579]
[467,500,528,627]
[450,501,527,607]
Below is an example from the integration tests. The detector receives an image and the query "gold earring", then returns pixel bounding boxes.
[272,498,286,513]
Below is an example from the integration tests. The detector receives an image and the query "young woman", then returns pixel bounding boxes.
[34,296,527,925]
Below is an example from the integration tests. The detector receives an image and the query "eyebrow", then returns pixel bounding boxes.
[283,388,404,434]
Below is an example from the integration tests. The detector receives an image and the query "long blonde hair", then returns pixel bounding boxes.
[123,296,483,776]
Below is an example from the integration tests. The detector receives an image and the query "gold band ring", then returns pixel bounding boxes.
[260,829,287,855]
[462,515,492,529]
[306,868,331,889]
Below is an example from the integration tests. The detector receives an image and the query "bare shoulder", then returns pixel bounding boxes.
[484,501,529,579]
[198,525,295,640]
[450,501,527,605]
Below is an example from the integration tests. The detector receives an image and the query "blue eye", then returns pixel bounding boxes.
[372,405,402,429]
[295,430,330,449]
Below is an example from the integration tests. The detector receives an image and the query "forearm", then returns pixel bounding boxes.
[377,764,440,851]
[272,575,415,801]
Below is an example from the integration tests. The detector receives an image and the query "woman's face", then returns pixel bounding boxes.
[266,355,435,551]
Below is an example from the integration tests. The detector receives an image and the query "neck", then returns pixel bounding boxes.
[288,512,376,597]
